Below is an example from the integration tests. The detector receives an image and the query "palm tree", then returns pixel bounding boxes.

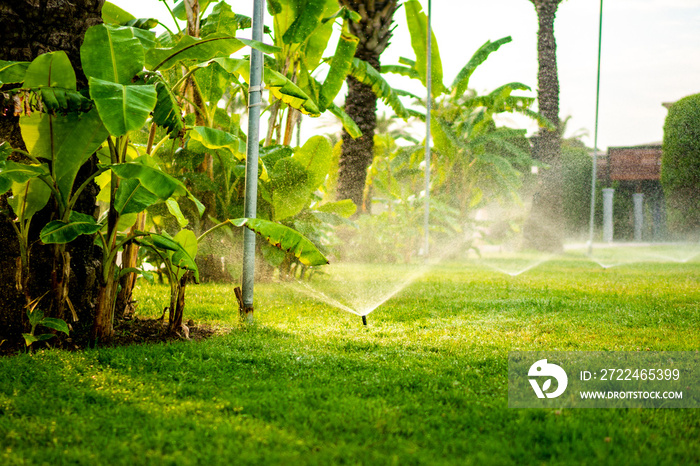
[523,0,565,251]
[336,0,399,213]
[0,0,104,343]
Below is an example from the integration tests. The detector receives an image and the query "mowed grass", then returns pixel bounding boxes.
[1,256,699,465]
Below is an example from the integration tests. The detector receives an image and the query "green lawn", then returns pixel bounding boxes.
[1,255,699,465]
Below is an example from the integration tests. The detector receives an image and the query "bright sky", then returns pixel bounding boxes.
[113,0,700,151]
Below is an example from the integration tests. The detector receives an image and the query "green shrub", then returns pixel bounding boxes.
[561,142,593,235]
[661,93,700,237]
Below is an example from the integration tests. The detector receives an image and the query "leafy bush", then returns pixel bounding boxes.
[661,93,700,237]
[560,142,593,236]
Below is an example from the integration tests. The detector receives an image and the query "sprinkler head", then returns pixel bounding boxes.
[362,315,367,326]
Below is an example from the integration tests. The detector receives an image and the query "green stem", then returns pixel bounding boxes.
[197,220,233,243]
[160,0,182,34]
[149,134,171,158]
[157,21,175,36]
[65,167,108,215]
[172,67,199,92]
[10,148,42,165]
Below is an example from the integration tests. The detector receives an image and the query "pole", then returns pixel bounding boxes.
[587,0,604,255]
[240,0,265,322]
[423,0,432,257]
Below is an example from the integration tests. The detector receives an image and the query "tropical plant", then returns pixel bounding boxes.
[0,2,333,346]
[0,0,104,347]
[126,1,365,281]
[264,0,362,146]
[22,303,70,349]
[383,2,548,234]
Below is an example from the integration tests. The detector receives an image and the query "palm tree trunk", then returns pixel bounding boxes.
[336,0,398,213]
[524,0,565,252]
[0,0,104,345]
[338,75,378,211]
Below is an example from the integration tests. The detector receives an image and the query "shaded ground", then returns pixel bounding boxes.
[0,317,221,357]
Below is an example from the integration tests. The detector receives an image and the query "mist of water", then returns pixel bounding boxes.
[283,235,471,318]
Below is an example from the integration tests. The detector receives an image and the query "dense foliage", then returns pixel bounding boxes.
[661,93,700,237]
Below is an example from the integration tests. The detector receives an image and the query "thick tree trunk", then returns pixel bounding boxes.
[336,0,398,213]
[0,0,104,345]
[338,75,378,212]
[523,0,564,252]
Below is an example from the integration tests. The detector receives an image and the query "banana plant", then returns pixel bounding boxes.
[264,0,364,144]
[131,229,199,334]
[381,0,552,220]
[0,51,109,319]
[22,302,70,349]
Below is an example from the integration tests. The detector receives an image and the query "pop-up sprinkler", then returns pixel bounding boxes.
[362,315,367,326]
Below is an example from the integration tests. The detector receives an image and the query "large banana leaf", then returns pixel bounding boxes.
[113,178,162,215]
[281,0,328,45]
[81,24,144,85]
[171,229,198,280]
[293,135,332,190]
[327,103,362,139]
[260,145,294,178]
[315,199,356,218]
[452,37,512,97]
[350,59,410,120]
[8,178,52,224]
[269,157,310,221]
[188,126,244,159]
[0,141,12,161]
[152,80,185,136]
[111,162,187,200]
[0,60,29,85]
[40,211,102,244]
[23,51,76,89]
[265,68,320,116]
[136,232,200,283]
[194,61,229,105]
[318,24,358,111]
[404,0,445,97]
[230,217,328,266]
[101,1,136,24]
[22,52,89,113]
[20,109,108,203]
[88,78,157,137]
[300,0,337,70]
[146,34,278,72]
[200,2,241,37]
[203,58,320,117]
[0,162,48,195]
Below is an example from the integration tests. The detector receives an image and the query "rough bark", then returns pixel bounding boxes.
[523,0,565,252]
[336,0,398,213]
[0,0,104,345]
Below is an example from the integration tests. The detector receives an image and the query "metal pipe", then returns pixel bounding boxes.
[587,0,604,255]
[241,0,265,322]
[423,0,432,257]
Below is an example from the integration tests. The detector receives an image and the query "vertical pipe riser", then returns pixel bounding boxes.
[241,0,265,318]
[588,0,604,255]
[424,0,432,257]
